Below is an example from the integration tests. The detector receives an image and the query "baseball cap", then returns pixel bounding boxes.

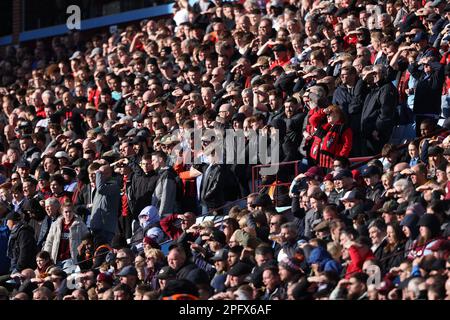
[72,158,89,168]
[227,262,252,277]
[117,265,138,277]
[211,248,229,262]
[69,51,82,60]
[304,166,324,180]
[156,266,177,280]
[377,200,398,214]
[333,169,353,180]
[89,47,102,58]
[38,172,50,181]
[209,229,226,245]
[160,61,174,69]
[252,56,270,68]
[341,189,364,202]
[361,166,381,177]
[412,32,428,43]
[6,211,21,222]
[272,44,287,52]
[16,159,30,168]
[55,151,69,159]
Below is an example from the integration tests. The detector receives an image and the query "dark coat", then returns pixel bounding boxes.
[379,242,406,275]
[282,113,306,161]
[365,182,384,207]
[361,79,398,153]
[200,163,226,211]
[74,183,95,222]
[130,170,158,219]
[409,62,445,116]
[7,222,37,272]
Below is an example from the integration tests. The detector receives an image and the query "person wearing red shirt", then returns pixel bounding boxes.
[160,212,196,240]
[270,44,291,70]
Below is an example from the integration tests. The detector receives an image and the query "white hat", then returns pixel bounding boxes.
[69,51,82,60]
[55,151,69,159]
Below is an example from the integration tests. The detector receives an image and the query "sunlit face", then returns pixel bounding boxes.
[386,225,397,245]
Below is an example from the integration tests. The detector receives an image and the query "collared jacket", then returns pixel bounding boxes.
[360,79,398,144]
[200,163,226,211]
[43,215,89,263]
[7,222,37,272]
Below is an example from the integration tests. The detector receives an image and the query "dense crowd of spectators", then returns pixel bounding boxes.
[0,0,449,300]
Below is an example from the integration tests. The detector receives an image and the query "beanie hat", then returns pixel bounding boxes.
[417,214,441,238]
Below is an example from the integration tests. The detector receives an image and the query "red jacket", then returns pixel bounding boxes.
[345,245,375,279]
[309,109,352,168]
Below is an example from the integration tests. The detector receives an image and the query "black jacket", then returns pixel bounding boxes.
[282,113,305,162]
[7,222,37,272]
[409,62,445,116]
[74,183,95,221]
[361,79,398,145]
[365,182,384,207]
[130,170,158,219]
[200,163,226,210]
[379,242,406,275]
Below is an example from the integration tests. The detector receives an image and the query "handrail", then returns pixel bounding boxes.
[349,127,449,170]
[207,127,450,214]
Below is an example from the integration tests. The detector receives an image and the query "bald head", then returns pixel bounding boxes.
[393,162,409,174]
[211,67,225,83]
[142,90,153,102]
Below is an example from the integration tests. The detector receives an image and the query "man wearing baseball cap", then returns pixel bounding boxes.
[270,44,291,69]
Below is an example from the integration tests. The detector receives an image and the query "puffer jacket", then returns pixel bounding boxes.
[43,215,89,264]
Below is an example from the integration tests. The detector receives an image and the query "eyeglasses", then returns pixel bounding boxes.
[116,257,127,261]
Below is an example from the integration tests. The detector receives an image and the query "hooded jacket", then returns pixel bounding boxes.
[131,205,164,246]
[408,214,442,260]
[400,213,419,258]
[307,246,342,275]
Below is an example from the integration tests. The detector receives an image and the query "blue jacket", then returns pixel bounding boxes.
[307,246,342,275]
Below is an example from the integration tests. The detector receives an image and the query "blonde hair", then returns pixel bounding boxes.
[144,248,165,263]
